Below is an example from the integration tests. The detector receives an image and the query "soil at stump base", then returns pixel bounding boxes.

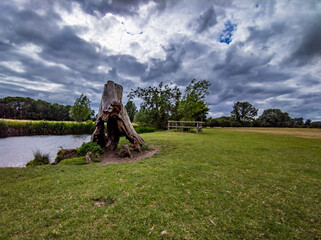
[97,147,160,165]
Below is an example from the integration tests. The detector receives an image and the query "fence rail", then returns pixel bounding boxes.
[168,120,204,133]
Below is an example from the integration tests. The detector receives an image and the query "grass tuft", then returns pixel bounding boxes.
[26,150,50,167]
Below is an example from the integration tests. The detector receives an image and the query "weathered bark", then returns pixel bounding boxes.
[91,81,144,151]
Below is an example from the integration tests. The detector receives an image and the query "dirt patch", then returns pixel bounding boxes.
[227,128,321,139]
[92,197,115,207]
[97,146,160,165]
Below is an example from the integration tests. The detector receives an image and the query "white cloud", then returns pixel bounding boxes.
[0,61,25,73]
[0,76,63,92]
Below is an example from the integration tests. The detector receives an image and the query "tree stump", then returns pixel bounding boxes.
[91,81,144,151]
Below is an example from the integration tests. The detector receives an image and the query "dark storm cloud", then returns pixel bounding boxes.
[247,22,285,44]
[213,43,273,79]
[285,19,321,66]
[0,41,13,52]
[0,3,61,46]
[108,67,118,79]
[140,39,210,85]
[265,92,321,119]
[183,41,210,59]
[191,6,217,33]
[71,0,166,16]
[141,44,185,82]
[0,82,38,97]
[107,55,147,77]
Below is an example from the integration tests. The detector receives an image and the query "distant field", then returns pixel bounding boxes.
[0,128,320,239]
[226,127,321,139]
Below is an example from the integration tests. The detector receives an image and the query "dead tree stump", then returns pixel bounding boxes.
[91,81,144,151]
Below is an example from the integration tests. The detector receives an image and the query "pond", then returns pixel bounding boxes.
[0,135,91,167]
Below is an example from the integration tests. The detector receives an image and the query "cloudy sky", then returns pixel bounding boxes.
[0,0,321,120]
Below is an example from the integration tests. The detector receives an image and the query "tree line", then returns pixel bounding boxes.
[207,101,321,128]
[126,82,321,129]
[0,95,94,122]
[2,83,319,129]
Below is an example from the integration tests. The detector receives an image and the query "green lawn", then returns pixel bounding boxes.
[0,128,320,239]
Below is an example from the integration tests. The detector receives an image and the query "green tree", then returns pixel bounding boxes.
[217,116,232,127]
[178,79,211,121]
[128,82,181,129]
[258,109,292,127]
[69,94,92,122]
[125,101,137,122]
[294,117,304,126]
[134,108,149,126]
[207,118,219,127]
[305,119,312,127]
[231,101,258,126]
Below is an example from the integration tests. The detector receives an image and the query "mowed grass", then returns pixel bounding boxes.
[227,127,321,139]
[0,128,320,239]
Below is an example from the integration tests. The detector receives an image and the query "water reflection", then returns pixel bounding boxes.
[0,135,91,167]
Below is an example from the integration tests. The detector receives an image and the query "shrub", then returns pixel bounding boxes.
[252,120,262,127]
[26,151,50,167]
[134,126,155,134]
[140,143,149,151]
[230,121,243,127]
[77,142,104,156]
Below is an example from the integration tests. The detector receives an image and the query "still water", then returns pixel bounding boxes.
[0,135,91,167]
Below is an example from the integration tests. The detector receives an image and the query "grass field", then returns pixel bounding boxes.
[227,127,321,139]
[0,128,320,239]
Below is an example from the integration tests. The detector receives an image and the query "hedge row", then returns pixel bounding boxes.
[0,120,156,138]
[0,120,95,137]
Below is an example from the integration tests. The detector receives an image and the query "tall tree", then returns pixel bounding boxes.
[128,82,181,129]
[258,109,292,127]
[69,94,92,122]
[231,101,258,126]
[125,101,137,122]
[178,79,210,121]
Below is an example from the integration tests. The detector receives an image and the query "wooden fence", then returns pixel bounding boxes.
[168,120,204,133]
